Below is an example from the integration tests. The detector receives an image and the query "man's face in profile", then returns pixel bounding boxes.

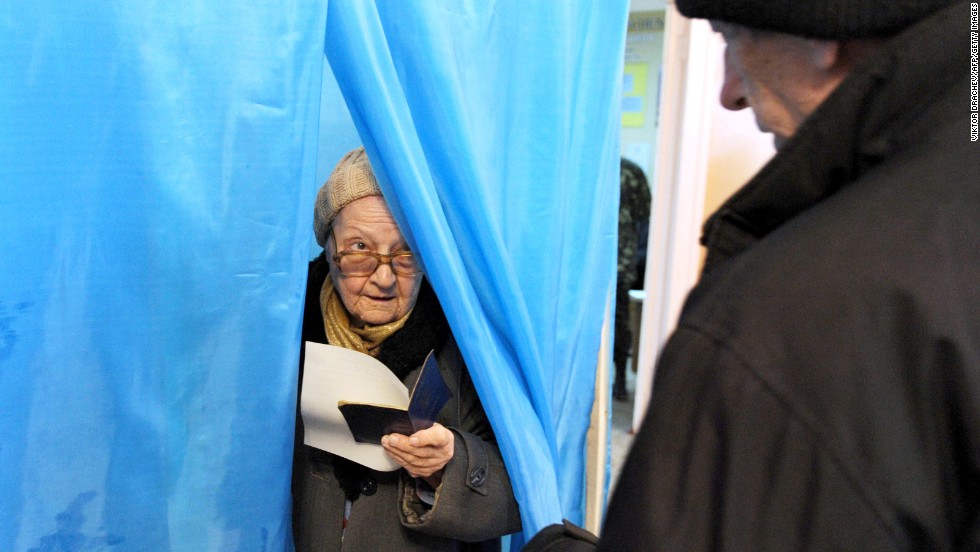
[712,21,831,149]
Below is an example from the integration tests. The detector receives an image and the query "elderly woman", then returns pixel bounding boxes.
[292,147,521,551]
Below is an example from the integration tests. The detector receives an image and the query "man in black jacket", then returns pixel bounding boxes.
[526,1,978,550]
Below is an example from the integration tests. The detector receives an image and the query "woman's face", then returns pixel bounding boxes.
[328,195,422,327]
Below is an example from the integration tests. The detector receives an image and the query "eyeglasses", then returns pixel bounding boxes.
[331,250,421,276]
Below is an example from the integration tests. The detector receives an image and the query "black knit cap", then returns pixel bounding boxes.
[675,0,957,38]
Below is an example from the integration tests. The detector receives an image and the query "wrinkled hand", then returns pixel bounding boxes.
[382,423,454,487]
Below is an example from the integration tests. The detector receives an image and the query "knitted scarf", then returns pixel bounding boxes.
[319,276,411,357]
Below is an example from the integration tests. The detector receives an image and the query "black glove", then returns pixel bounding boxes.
[523,519,598,552]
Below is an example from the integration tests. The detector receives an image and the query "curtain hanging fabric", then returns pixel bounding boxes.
[324,1,628,545]
[1,0,627,549]
[0,1,328,550]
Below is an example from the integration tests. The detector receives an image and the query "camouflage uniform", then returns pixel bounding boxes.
[613,158,651,400]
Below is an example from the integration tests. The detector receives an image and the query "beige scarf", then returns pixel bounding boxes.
[320,276,412,357]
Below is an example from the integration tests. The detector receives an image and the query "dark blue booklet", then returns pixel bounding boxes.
[338,350,452,445]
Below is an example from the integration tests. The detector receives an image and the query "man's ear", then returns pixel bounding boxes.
[807,39,842,72]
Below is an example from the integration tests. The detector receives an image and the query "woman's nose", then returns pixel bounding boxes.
[719,48,748,111]
[369,261,397,287]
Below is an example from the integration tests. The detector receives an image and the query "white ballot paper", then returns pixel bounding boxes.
[300,342,407,471]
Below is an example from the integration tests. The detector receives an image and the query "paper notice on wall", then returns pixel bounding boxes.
[622,63,649,127]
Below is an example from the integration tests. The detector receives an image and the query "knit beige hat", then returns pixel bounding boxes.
[314,146,383,247]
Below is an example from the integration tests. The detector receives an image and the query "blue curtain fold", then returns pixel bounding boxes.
[324,1,628,545]
[0,2,328,550]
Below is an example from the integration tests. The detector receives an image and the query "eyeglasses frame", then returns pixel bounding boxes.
[330,249,421,277]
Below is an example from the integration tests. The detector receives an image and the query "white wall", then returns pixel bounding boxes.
[631,0,667,11]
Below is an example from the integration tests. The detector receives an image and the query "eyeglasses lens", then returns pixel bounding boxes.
[391,256,419,274]
[339,253,418,276]
[341,255,376,275]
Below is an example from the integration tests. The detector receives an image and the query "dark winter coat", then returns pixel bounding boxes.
[599,3,978,551]
[292,254,521,551]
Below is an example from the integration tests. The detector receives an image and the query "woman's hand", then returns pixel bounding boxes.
[382,423,455,488]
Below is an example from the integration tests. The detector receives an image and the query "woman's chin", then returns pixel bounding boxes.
[353,311,398,327]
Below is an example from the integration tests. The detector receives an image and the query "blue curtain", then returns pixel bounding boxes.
[0,2,328,550]
[324,1,627,544]
[0,0,627,549]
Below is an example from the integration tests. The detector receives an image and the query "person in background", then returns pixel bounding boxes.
[612,158,651,402]
[525,0,977,550]
[292,147,521,551]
